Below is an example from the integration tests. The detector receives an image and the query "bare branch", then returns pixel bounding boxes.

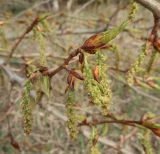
[135,0,160,17]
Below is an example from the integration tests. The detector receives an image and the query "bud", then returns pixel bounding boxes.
[67,73,75,90]
[155,39,160,52]
[70,69,84,81]
[81,33,106,54]
[79,52,84,64]
[151,128,160,137]
[141,117,160,138]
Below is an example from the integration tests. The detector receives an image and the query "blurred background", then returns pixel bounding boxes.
[0,0,160,154]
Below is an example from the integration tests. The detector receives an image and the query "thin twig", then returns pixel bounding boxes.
[40,48,82,77]
[79,119,142,127]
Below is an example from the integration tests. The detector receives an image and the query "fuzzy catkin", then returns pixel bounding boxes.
[66,90,78,139]
[21,80,33,134]
[96,52,112,115]
[83,52,112,116]
[89,127,100,154]
[138,128,155,154]
[127,44,147,85]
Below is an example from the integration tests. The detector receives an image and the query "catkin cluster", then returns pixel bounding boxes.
[84,51,112,116]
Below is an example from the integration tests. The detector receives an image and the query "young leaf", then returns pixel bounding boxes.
[81,2,137,54]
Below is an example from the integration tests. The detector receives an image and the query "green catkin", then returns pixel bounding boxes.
[84,57,102,105]
[90,146,100,154]
[40,16,50,32]
[36,29,47,66]
[66,90,78,139]
[96,51,112,115]
[84,52,112,116]
[21,22,50,133]
[35,27,50,98]
[138,128,155,154]
[128,2,137,21]
[127,44,147,85]
[89,127,100,154]
[109,45,120,70]
[21,80,33,134]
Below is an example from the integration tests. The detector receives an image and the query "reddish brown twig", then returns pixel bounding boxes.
[79,116,160,138]
[28,48,82,82]
[42,48,82,77]
[79,119,141,127]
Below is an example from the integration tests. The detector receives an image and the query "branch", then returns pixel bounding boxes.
[79,119,139,127]
[79,117,160,138]
[28,48,82,79]
[135,0,160,17]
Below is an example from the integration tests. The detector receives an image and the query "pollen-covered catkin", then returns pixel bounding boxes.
[83,51,112,116]
[66,90,79,139]
[127,44,147,85]
[21,80,33,134]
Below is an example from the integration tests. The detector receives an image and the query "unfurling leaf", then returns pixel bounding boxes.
[41,76,50,98]
[81,2,137,54]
